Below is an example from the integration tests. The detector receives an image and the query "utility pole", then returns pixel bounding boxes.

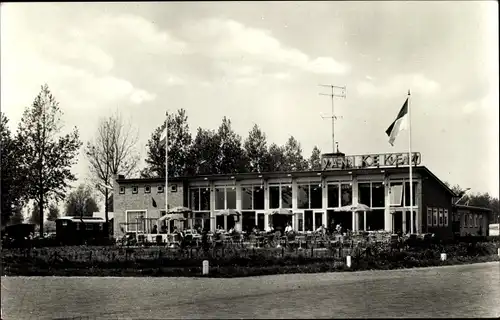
[319,84,346,153]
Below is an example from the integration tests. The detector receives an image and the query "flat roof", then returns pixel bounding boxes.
[116,165,456,197]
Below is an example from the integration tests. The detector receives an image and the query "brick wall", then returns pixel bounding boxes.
[113,180,184,239]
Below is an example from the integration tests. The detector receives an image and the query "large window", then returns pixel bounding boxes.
[427,207,433,226]
[358,182,385,208]
[304,210,313,231]
[341,183,352,206]
[126,210,146,232]
[404,182,418,207]
[189,187,210,211]
[327,184,339,208]
[214,186,237,210]
[295,212,304,232]
[269,183,292,209]
[297,183,322,209]
[242,211,255,232]
[389,182,403,206]
[366,209,385,231]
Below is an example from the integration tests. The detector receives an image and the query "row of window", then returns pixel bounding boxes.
[189,181,417,211]
[119,185,178,194]
[426,207,449,227]
[463,213,483,228]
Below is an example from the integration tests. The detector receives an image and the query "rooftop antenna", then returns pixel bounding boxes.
[319,84,346,153]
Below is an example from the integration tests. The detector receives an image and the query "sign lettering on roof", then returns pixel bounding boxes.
[321,152,421,170]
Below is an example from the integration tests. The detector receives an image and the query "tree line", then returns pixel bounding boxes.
[1,84,498,236]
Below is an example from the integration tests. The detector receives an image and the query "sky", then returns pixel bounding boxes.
[1,1,499,211]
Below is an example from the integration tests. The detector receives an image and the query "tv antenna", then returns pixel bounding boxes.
[319,84,346,153]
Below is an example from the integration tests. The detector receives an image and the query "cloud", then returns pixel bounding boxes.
[184,18,350,77]
[357,73,440,97]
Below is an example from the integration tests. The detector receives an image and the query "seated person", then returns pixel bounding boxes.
[160,224,168,234]
[228,227,235,235]
[316,224,326,235]
[152,225,158,234]
[265,223,274,234]
[284,223,293,234]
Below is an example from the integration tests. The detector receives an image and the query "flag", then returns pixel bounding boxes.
[159,127,167,147]
[385,98,408,146]
[152,198,157,208]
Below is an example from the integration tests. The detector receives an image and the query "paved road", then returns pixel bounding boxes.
[2,262,500,319]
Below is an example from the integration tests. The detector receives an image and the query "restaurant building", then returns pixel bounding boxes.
[112,151,475,239]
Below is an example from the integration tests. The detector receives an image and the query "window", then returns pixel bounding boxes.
[372,182,385,208]
[145,185,151,193]
[469,214,473,227]
[433,208,438,226]
[242,186,253,210]
[170,184,178,193]
[315,212,323,230]
[297,185,309,209]
[226,187,236,209]
[132,186,138,194]
[327,184,339,208]
[403,182,418,207]
[304,210,313,231]
[367,209,384,231]
[389,182,403,206]
[438,208,443,226]
[119,187,125,194]
[257,213,265,231]
[310,184,322,209]
[215,187,225,210]
[157,185,164,193]
[281,185,292,209]
[341,183,352,206]
[297,183,322,209]
[126,210,146,232]
[444,209,449,227]
[269,184,292,209]
[295,212,304,232]
[478,215,483,229]
[427,207,433,226]
[189,188,201,211]
[214,186,236,210]
[474,214,478,227]
[269,185,280,209]
[358,183,371,206]
[242,211,255,233]
[242,185,265,210]
[253,186,264,210]
[358,182,385,208]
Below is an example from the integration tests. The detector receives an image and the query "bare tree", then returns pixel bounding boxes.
[85,111,139,226]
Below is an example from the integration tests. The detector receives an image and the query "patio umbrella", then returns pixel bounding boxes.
[335,203,372,212]
[158,213,186,221]
[168,206,192,214]
[216,209,241,216]
[270,209,294,215]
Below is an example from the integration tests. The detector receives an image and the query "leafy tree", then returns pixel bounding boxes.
[1,113,27,225]
[141,109,192,178]
[244,124,270,173]
[64,184,100,217]
[216,117,247,174]
[47,203,60,221]
[85,111,139,224]
[267,143,287,172]
[309,146,322,170]
[16,84,82,237]
[186,128,221,175]
[283,136,308,171]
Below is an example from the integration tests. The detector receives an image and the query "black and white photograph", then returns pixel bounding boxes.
[1,1,499,319]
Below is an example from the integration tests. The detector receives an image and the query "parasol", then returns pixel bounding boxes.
[270,208,294,215]
[158,213,186,221]
[216,209,241,216]
[334,203,371,212]
[168,206,192,214]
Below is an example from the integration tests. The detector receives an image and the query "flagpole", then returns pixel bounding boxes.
[165,111,169,235]
[408,89,414,234]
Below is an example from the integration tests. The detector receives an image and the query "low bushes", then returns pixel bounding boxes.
[2,242,499,278]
